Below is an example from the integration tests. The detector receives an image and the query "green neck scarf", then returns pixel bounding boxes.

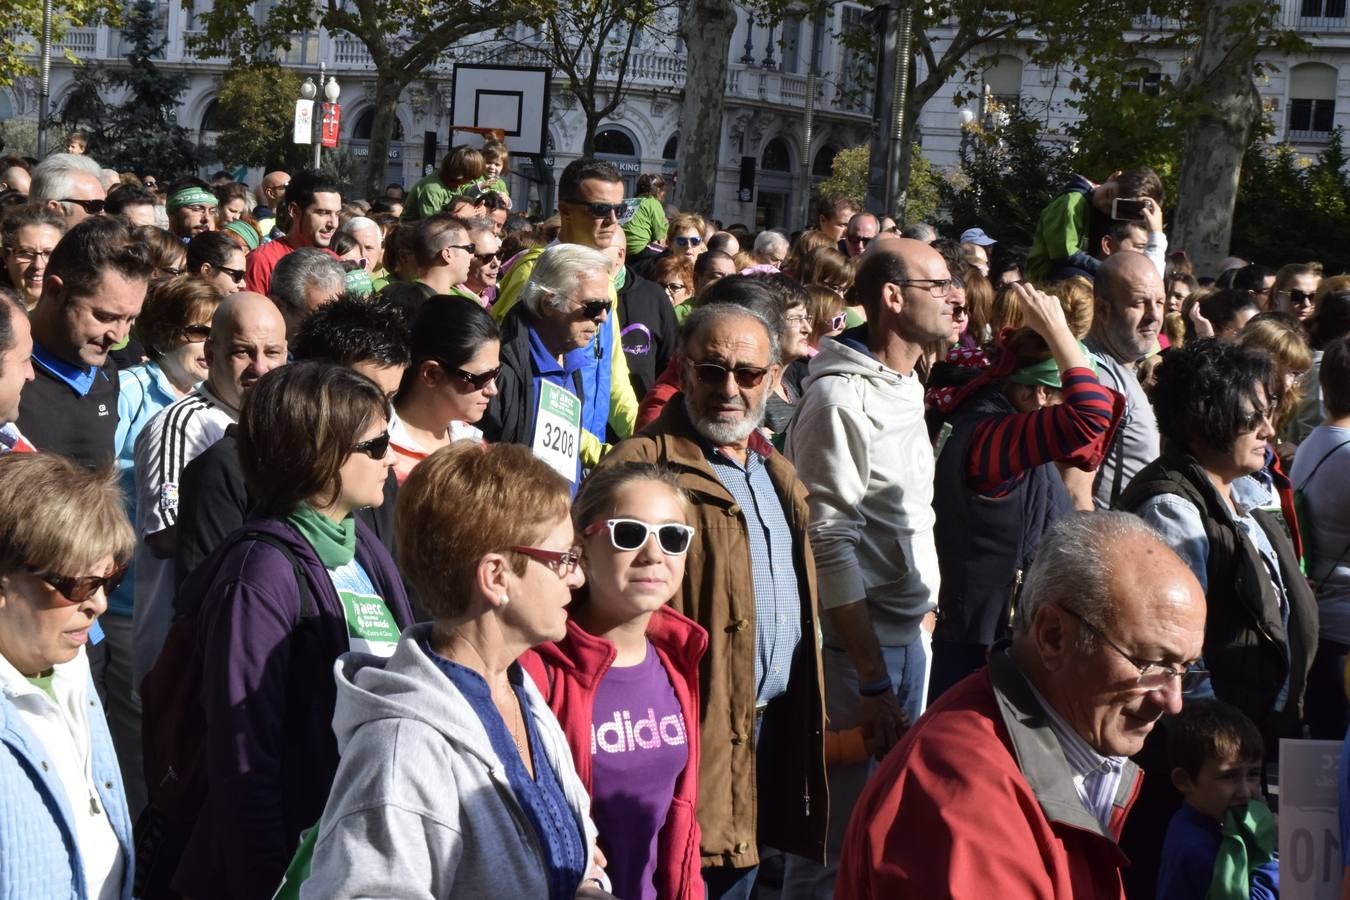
[612,266,628,292]
[287,504,357,568]
[1206,800,1276,900]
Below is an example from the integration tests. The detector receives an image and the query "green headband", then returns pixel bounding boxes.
[167,186,218,212]
[224,220,260,250]
[1009,341,1098,389]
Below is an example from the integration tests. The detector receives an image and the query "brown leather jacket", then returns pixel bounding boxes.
[601,399,828,868]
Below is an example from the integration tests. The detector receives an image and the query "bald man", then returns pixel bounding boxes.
[132,292,288,683]
[782,237,954,895]
[1087,251,1164,507]
[840,513,1206,897]
[0,161,30,195]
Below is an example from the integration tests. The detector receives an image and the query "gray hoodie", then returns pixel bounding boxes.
[786,334,940,648]
[299,623,605,900]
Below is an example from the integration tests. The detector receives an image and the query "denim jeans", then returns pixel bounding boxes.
[778,633,930,900]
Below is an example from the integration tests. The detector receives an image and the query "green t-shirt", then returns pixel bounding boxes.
[623,195,668,255]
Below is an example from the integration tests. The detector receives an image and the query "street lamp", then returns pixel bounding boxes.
[293,64,341,170]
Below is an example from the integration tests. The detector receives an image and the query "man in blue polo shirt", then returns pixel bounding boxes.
[16,216,153,469]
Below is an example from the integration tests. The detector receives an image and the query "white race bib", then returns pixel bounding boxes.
[532,380,582,483]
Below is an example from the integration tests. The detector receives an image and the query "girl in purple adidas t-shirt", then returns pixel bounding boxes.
[522,463,708,900]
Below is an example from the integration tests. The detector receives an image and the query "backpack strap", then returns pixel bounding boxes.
[1298,438,1350,491]
[239,530,319,619]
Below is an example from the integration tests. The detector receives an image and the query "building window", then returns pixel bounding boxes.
[1122,64,1164,96]
[1302,0,1347,18]
[662,134,678,160]
[1288,63,1338,140]
[982,55,1023,112]
[594,129,638,157]
[838,5,872,114]
[812,144,837,177]
[353,108,404,141]
[762,137,791,172]
[779,17,803,74]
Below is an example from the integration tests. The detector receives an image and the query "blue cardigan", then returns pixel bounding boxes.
[0,670,134,900]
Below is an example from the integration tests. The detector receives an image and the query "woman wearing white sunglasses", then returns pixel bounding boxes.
[522,462,708,900]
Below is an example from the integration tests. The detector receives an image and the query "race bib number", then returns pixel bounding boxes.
[339,590,400,657]
[533,380,581,483]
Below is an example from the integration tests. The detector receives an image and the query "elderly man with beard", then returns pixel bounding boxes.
[602,301,829,900]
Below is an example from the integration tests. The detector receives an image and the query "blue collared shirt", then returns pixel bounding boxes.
[30,342,104,397]
[1023,669,1128,831]
[527,325,589,485]
[705,433,803,704]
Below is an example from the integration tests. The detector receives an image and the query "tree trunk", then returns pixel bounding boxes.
[363,73,406,200]
[673,0,736,214]
[1170,0,1262,277]
[582,106,601,157]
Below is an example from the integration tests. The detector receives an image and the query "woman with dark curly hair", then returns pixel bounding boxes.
[1116,339,1317,742]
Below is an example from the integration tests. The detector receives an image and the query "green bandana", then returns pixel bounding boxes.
[1207,800,1276,900]
[225,220,261,250]
[167,186,218,212]
[1009,340,1098,389]
[612,267,628,292]
[287,504,357,568]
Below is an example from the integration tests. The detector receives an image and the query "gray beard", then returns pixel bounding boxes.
[684,388,769,447]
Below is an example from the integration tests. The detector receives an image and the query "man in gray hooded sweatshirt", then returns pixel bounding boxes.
[781,238,953,899]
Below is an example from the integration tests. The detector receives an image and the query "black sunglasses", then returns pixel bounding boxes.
[29,561,128,604]
[689,359,771,388]
[443,243,475,255]
[351,431,391,459]
[181,323,211,343]
[213,263,246,283]
[451,365,500,390]
[584,518,696,555]
[565,199,638,223]
[474,251,501,265]
[579,297,612,319]
[61,197,106,214]
[1286,289,1316,307]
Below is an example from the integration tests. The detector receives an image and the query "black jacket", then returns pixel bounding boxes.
[480,303,587,448]
[617,266,678,400]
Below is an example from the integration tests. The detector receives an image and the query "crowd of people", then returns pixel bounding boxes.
[1,138,1349,900]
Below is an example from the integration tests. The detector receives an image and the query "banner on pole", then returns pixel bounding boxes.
[321,103,341,148]
[293,99,314,144]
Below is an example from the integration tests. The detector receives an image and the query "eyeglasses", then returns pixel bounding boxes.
[661,282,687,294]
[578,297,612,319]
[474,251,501,265]
[351,431,391,459]
[949,304,969,320]
[511,545,582,578]
[896,278,955,298]
[61,197,106,214]
[829,311,848,331]
[158,266,184,276]
[847,234,872,248]
[451,365,500,390]
[674,236,702,248]
[28,561,129,604]
[181,323,211,343]
[784,312,810,326]
[9,247,53,263]
[584,518,696,555]
[213,263,246,283]
[1059,605,1207,692]
[1237,405,1274,433]
[1280,289,1316,307]
[443,243,475,255]
[565,199,639,224]
[689,359,771,388]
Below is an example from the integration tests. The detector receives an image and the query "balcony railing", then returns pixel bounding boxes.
[57,27,98,57]
[1287,128,1334,143]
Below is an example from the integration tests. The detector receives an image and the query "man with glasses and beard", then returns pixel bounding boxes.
[602,299,828,900]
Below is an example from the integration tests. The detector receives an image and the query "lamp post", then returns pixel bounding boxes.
[296,63,341,170]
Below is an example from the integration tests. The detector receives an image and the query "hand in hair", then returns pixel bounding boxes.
[1189,301,1214,339]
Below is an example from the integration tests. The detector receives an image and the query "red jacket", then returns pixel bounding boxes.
[636,353,682,430]
[837,652,1142,900]
[520,606,708,900]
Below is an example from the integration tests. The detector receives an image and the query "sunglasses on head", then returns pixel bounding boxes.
[450,365,500,389]
[579,297,612,319]
[28,561,128,604]
[351,431,391,459]
[689,359,771,388]
[61,197,105,214]
[674,236,702,248]
[584,518,696,555]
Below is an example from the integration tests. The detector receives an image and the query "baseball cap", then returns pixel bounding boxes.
[959,227,997,246]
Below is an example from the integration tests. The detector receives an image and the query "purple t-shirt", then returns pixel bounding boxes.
[590,641,689,900]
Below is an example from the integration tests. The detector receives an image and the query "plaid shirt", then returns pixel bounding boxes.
[706,431,804,704]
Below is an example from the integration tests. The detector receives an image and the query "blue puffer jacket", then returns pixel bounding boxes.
[0,670,135,899]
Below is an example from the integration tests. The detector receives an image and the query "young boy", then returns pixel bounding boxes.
[1156,699,1279,900]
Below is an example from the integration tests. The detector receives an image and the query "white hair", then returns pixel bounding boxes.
[100,168,120,190]
[754,229,789,256]
[29,153,103,204]
[519,244,610,316]
[341,216,382,247]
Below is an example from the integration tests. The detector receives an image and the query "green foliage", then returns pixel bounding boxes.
[213,64,310,172]
[58,0,198,177]
[0,120,38,157]
[816,143,941,224]
[939,107,1073,248]
[1063,77,1183,198]
[0,0,121,88]
[1230,131,1350,273]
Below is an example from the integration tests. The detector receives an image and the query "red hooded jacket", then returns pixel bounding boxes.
[837,651,1142,899]
[520,606,708,900]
